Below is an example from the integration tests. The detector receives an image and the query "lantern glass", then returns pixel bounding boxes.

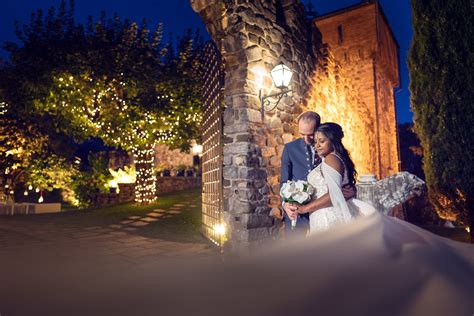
[270,63,293,89]
[192,144,203,156]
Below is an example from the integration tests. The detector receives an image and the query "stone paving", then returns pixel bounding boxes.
[0,196,224,315]
[0,198,220,269]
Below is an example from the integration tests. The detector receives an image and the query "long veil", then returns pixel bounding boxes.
[321,160,355,223]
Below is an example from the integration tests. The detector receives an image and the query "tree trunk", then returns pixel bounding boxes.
[133,145,156,205]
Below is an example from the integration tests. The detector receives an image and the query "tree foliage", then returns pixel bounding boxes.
[0,115,78,203]
[2,1,203,151]
[398,123,424,180]
[1,0,204,204]
[72,153,112,208]
[408,0,474,235]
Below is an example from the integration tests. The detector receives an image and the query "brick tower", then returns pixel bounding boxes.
[314,0,400,178]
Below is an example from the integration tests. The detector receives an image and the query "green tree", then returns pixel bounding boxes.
[0,115,78,205]
[72,153,112,208]
[1,1,203,204]
[408,0,474,240]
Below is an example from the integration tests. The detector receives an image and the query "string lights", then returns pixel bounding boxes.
[24,70,202,205]
[132,147,157,204]
[47,74,202,149]
[0,101,8,115]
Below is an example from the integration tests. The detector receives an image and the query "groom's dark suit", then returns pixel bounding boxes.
[281,138,320,236]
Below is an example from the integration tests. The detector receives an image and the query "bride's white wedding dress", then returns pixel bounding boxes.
[308,153,376,234]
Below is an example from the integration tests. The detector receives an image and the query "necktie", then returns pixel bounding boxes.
[306,145,313,168]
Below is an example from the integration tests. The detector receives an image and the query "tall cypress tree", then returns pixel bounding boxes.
[408,0,474,241]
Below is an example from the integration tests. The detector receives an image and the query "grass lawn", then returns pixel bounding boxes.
[7,188,208,244]
[5,188,471,245]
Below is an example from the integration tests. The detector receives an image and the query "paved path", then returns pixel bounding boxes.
[0,198,219,268]
[0,198,222,315]
[0,192,228,314]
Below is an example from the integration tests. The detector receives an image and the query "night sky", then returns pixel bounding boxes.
[0,0,413,123]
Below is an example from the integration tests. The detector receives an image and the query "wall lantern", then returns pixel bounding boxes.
[259,62,294,112]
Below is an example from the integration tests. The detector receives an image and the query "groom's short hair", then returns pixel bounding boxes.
[297,111,321,126]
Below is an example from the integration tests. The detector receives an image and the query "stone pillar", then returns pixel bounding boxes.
[191,0,322,251]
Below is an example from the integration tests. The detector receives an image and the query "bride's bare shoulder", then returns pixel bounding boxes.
[324,154,344,175]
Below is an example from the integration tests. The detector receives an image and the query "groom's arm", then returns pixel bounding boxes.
[342,185,357,199]
[280,145,291,184]
[280,146,298,219]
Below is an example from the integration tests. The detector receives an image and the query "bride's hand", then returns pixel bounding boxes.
[283,202,298,220]
[297,204,309,214]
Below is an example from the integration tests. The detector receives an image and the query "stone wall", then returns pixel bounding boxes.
[154,144,195,172]
[191,0,401,249]
[306,47,377,175]
[191,0,322,250]
[92,183,135,206]
[314,1,400,178]
[155,177,201,195]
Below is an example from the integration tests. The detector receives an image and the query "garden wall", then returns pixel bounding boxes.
[155,176,201,195]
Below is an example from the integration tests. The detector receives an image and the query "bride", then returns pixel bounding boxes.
[296,122,375,234]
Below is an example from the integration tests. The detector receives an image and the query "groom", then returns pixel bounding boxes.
[280,111,355,237]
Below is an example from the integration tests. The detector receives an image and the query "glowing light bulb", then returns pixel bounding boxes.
[24,191,28,196]
[214,224,226,236]
[28,185,33,190]
[38,196,44,203]
[35,188,40,193]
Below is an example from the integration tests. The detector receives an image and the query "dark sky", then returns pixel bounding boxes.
[0,0,413,123]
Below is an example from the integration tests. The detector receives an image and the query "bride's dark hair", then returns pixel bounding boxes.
[317,122,357,185]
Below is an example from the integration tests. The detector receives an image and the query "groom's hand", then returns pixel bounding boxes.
[283,203,298,220]
[342,185,357,200]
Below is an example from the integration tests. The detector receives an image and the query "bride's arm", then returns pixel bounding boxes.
[296,193,332,214]
[297,155,343,214]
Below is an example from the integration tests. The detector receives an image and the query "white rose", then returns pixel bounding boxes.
[295,180,305,192]
[280,182,294,199]
[306,184,314,195]
[293,191,309,204]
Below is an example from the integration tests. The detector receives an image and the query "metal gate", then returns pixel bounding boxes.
[198,42,225,246]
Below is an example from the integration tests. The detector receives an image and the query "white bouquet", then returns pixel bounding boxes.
[280,180,315,229]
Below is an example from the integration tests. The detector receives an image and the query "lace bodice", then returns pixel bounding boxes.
[307,154,353,234]
[307,155,349,199]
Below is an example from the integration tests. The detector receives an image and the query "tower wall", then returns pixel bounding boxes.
[315,1,400,178]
